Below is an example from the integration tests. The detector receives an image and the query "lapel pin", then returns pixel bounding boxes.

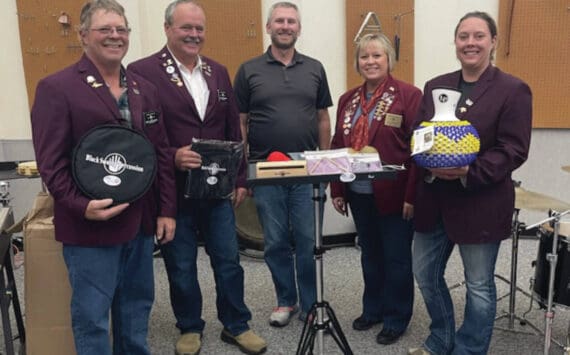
[86,75,103,88]
[459,107,467,113]
[166,66,175,74]
[466,99,473,106]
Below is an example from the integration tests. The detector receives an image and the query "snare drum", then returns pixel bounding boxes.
[533,221,570,306]
[235,196,264,253]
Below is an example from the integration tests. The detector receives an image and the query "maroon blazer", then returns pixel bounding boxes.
[128,47,246,207]
[413,65,532,244]
[330,75,422,215]
[31,54,176,246]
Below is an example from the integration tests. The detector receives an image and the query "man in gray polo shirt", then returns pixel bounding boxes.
[233,1,332,327]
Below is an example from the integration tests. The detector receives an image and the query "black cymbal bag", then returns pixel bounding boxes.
[184,138,243,199]
[72,125,157,204]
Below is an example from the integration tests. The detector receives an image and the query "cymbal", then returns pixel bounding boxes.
[562,166,570,173]
[515,186,570,212]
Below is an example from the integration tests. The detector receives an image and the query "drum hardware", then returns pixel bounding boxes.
[515,186,570,213]
[526,209,570,355]
[0,181,10,207]
[0,182,26,355]
[494,208,545,335]
[235,195,265,259]
[297,183,353,355]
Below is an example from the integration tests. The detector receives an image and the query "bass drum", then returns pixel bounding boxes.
[235,195,265,258]
[533,221,570,307]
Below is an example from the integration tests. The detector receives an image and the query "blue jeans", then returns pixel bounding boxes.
[348,191,413,332]
[253,184,317,313]
[413,225,500,355]
[160,199,251,336]
[63,231,154,355]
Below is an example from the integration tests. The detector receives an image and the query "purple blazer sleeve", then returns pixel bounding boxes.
[32,74,91,217]
[31,55,174,246]
[129,49,246,201]
[413,66,532,243]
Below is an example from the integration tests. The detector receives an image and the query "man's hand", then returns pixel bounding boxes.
[402,202,414,220]
[84,199,129,221]
[156,216,176,244]
[233,187,247,208]
[175,145,202,171]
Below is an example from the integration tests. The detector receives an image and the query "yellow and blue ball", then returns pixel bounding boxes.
[412,121,480,168]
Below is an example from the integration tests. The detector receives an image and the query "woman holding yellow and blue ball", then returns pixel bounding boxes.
[409,11,532,355]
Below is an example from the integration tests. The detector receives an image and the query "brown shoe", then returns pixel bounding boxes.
[220,328,267,355]
[408,347,431,355]
[175,332,201,355]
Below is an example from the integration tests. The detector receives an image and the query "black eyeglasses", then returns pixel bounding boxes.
[89,26,131,36]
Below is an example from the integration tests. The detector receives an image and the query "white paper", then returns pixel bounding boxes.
[411,126,435,156]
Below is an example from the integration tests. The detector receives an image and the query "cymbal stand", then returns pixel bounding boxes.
[494,208,542,334]
[296,183,353,355]
[526,210,570,355]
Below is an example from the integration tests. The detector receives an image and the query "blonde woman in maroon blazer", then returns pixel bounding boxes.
[330,33,421,346]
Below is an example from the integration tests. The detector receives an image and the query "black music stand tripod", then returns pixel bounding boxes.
[296,183,353,355]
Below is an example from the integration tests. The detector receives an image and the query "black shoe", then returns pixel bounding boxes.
[376,328,404,345]
[352,315,382,331]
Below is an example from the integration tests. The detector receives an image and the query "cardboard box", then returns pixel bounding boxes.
[24,192,76,355]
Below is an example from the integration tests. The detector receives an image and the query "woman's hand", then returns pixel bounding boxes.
[332,197,348,216]
[402,202,414,221]
[429,166,469,180]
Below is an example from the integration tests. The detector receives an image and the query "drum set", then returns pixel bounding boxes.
[497,170,570,355]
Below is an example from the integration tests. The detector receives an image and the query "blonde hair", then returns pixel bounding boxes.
[354,33,395,73]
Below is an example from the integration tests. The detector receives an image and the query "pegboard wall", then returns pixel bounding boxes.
[16,0,263,107]
[16,0,84,108]
[497,0,569,128]
[345,0,415,90]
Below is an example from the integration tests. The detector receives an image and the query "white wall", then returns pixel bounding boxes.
[3,0,569,227]
[414,0,497,88]
[0,1,31,140]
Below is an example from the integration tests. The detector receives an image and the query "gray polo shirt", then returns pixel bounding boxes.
[234,47,333,160]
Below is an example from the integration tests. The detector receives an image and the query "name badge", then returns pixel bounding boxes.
[144,111,159,126]
[217,90,228,102]
[384,113,403,128]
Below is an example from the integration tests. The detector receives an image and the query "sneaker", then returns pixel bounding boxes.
[269,305,298,327]
[408,347,431,355]
[175,332,201,355]
[220,328,267,355]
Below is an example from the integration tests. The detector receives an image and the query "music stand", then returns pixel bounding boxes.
[247,163,397,355]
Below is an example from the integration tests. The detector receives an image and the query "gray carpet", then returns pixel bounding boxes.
[4,230,570,354]
[145,237,566,355]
